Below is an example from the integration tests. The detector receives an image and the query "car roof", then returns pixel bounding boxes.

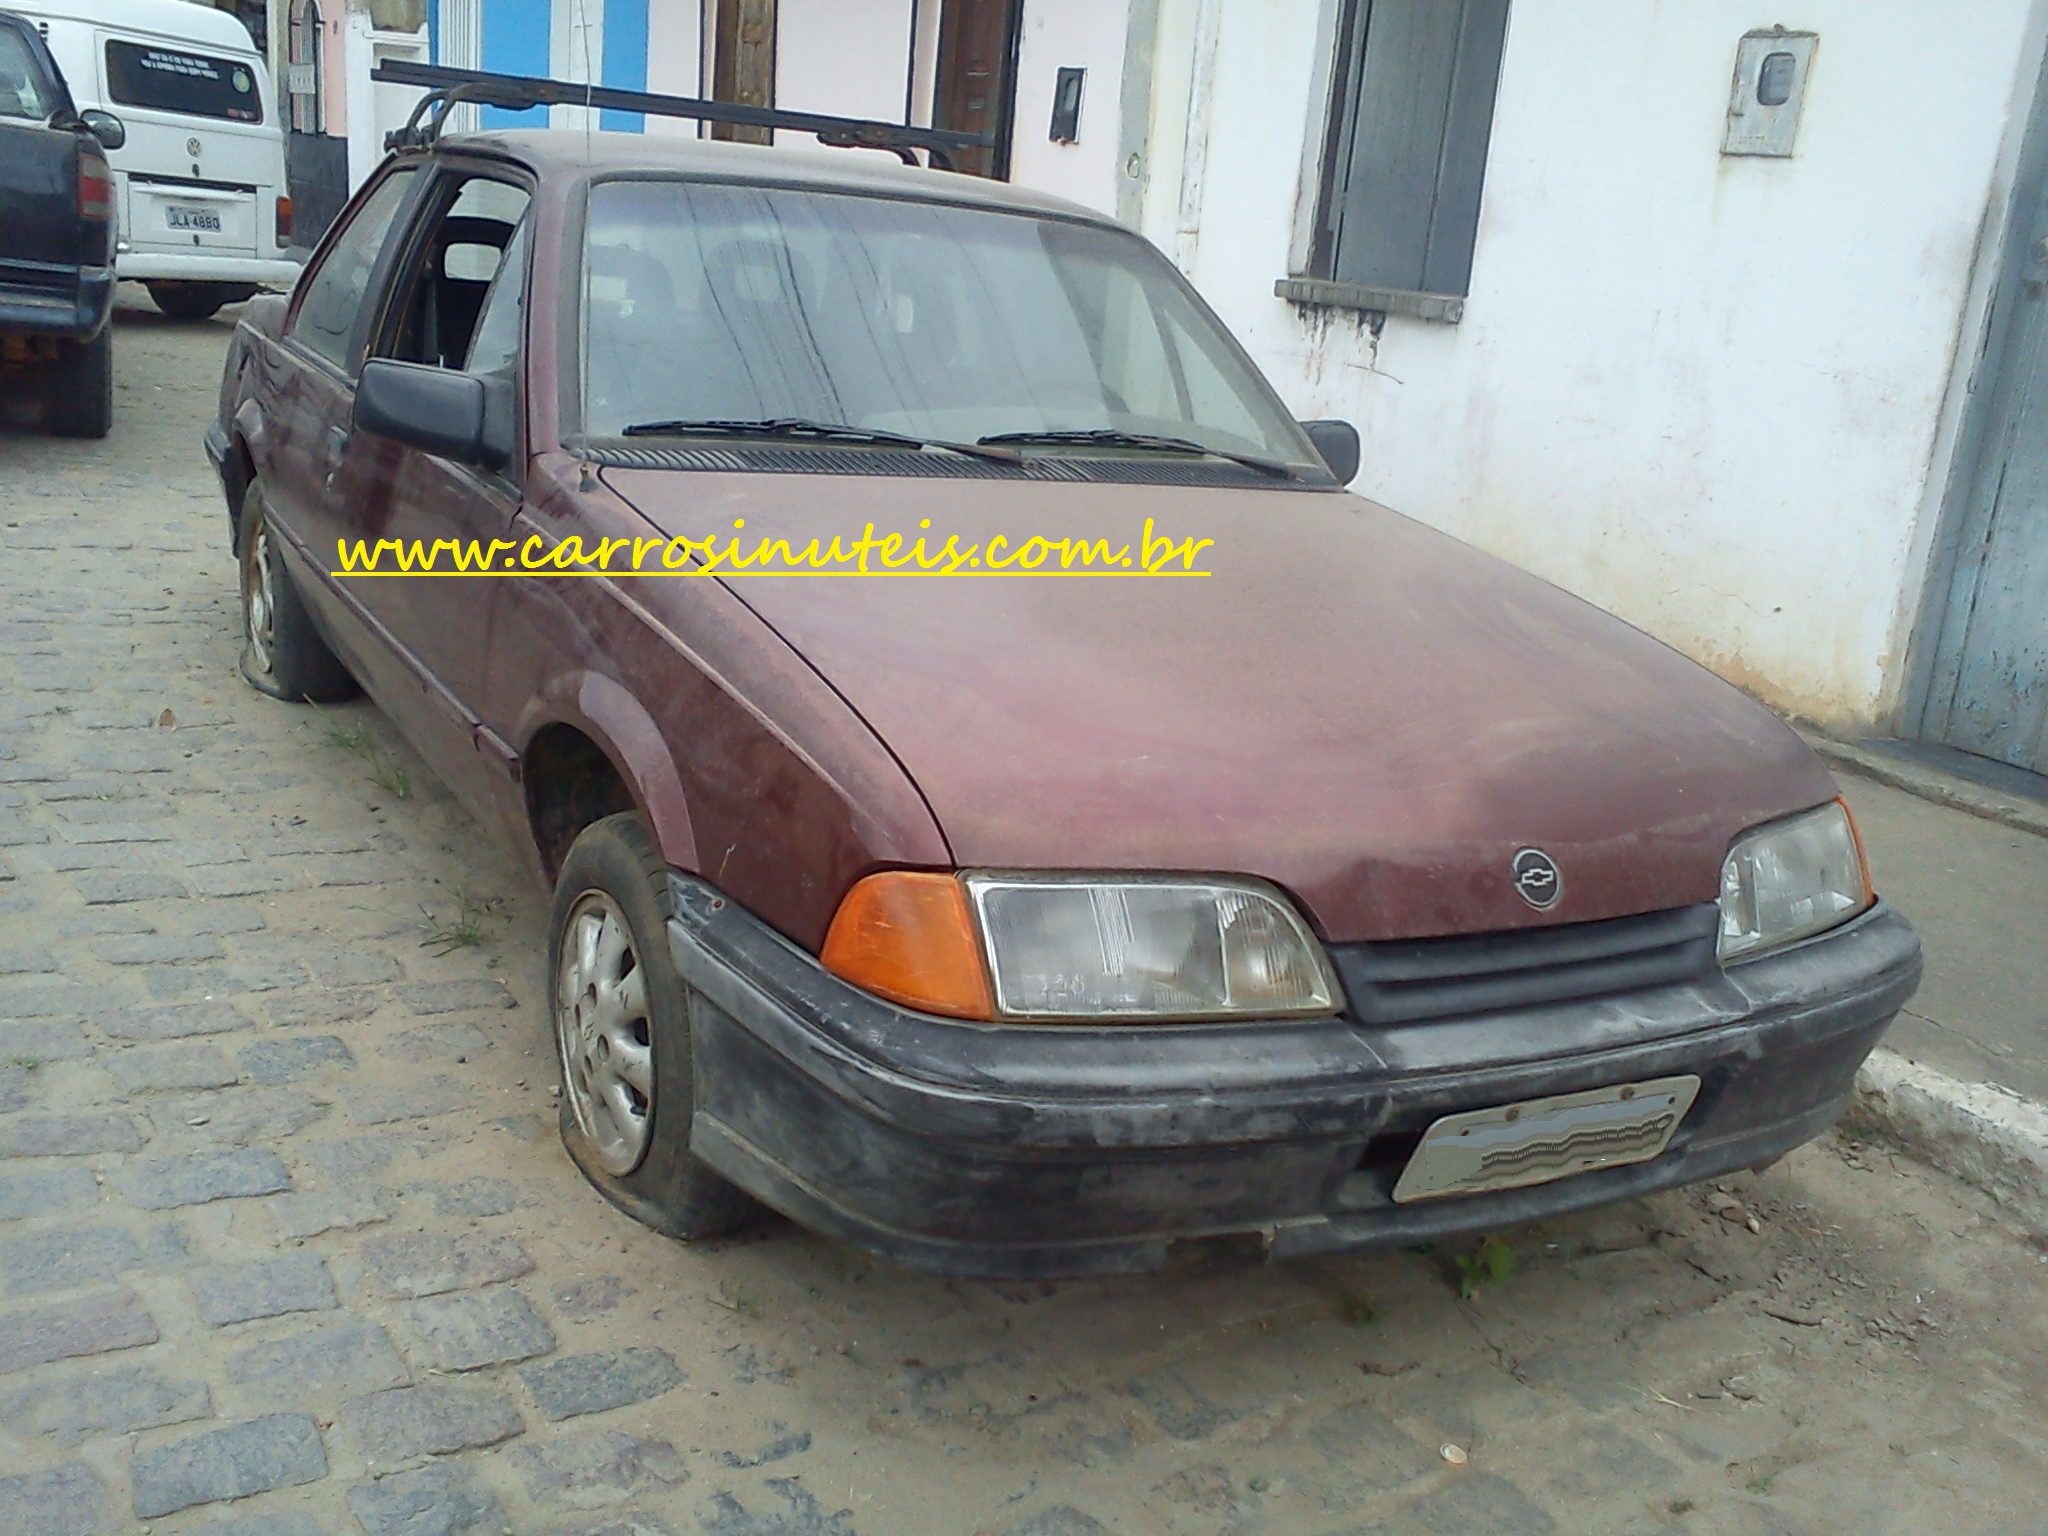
[431,128,1119,227]
[9,0,260,52]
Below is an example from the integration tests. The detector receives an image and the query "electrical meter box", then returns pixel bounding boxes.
[1724,28,1817,157]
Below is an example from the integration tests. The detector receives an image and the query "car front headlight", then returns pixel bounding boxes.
[819,869,1339,1022]
[1717,800,1873,963]
[966,875,1340,1021]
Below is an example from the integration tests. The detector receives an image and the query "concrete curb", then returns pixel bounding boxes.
[1846,1047,2048,1231]
[1803,731,2048,840]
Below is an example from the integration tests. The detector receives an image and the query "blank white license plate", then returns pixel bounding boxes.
[1391,1074,1701,1203]
[166,206,223,232]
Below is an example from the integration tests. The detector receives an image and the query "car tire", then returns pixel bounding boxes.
[44,327,112,439]
[550,812,759,1241]
[236,481,356,702]
[147,281,254,321]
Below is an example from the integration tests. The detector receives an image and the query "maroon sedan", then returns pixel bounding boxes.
[206,109,1919,1277]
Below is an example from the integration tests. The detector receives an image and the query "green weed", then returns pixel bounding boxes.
[1452,1235,1516,1300]
[418,889,504,955]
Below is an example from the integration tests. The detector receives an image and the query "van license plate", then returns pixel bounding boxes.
[1391,1075,1700,1203]
[166,207,223,232]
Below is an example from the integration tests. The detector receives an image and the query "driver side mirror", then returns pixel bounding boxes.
[79,109,125,150]
[356,359,512,472]
[1301,419,1360,485]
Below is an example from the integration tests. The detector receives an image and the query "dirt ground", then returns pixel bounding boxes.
[0,304,2043,1536]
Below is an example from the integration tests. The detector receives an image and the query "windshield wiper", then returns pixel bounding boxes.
[975,428,1297,479]
[620,416,1020,464]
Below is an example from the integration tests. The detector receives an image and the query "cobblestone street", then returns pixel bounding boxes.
[0,307,2044,1536]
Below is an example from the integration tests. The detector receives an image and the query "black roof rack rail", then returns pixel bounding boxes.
[371,61,992,171]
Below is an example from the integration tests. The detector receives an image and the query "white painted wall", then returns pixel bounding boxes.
[1007,0,1127,208]
[549,0,601,132]
[1114,0,2048,728]
[343,15,428,182]
[773,0,912,155]
[641,0,703,133]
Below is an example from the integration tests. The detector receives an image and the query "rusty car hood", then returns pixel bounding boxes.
[603,470,1837,941]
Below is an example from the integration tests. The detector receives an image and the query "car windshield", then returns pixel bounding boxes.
[579,178,1320,470]
[0,28,56,121]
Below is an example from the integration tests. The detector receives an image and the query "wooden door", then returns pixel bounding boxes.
[712,0,776,145]
[934,0,1018,178]
[1922,92,2048,776]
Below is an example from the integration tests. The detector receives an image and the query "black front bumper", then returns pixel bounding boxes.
[668,879,1921,1278]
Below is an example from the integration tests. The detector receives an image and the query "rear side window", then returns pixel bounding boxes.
[104,40,262,123]
[290,167,417,369]
[0,26,58,121]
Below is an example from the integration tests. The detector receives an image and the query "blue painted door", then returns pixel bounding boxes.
[481,0,550,126]
[1925,121,2048,775]
[601,0,647,129]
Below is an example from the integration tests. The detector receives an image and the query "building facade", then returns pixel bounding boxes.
[1114,0,2048,781]
[312,0,2048,776]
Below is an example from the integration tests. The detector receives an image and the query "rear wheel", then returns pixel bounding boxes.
[44,327,112,439]
[550,812,757,1239]
[236,481,355,702]
[147,281,255,321]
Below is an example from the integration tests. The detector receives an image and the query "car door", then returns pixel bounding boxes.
[264,161,421,612]
[326,162,534,821]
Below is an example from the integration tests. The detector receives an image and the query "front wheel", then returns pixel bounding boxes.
[550,812,757,1240]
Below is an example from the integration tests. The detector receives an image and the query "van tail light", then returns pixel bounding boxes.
[275,194,293,243]
[78,149,112,221]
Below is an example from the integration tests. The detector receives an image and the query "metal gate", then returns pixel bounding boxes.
[284,0,348,247]
[1918,62,2048,777]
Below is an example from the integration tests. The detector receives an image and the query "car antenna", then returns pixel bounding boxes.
[574,0,595,162]
[574,0,597,495]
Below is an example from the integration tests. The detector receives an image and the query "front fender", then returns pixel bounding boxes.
[516,670,699,874]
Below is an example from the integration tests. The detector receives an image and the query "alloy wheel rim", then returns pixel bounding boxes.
[554,890,655,1176]
[244,525,275,674]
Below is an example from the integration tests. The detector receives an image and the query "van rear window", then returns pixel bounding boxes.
[104,40,262,123]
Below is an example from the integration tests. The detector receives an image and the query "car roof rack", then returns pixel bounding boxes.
[371,61,992,171]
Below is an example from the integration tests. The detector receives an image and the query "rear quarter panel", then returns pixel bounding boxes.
[213,296,289,513]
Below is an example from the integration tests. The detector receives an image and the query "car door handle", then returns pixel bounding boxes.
[323,425,351,490]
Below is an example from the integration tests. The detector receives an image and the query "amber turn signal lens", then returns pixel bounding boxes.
[1836,795,1876,905]
[821,872,995,1020]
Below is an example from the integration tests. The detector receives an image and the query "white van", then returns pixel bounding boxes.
[21,0,297,319]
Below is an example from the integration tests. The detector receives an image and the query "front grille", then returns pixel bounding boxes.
[1329,903,1720,1027]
